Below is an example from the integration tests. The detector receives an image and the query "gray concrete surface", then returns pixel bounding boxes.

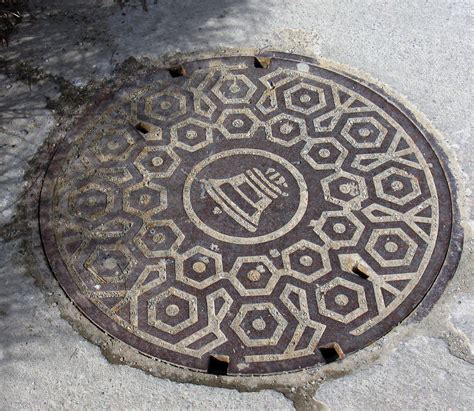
[316,336,474,410]
[1,0,473,410]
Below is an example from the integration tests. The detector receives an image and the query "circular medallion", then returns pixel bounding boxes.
[183,148,308,244]
[40,53,461,376]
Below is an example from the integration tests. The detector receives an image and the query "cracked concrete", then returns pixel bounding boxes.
[1,0,473,409]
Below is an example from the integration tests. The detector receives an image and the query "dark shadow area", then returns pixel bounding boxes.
[318,343,345,364]
[207,355,229,375]
[0,0,266,370]
[1,0,267,212]
[2,0,266,82]
[0,0,24,46]
[0,74,53,215]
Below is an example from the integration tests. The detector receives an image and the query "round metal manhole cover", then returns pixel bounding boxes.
[40,54,461,375]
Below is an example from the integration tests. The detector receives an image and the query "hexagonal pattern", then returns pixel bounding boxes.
[321,171,368,210]
[301,137,348,170]
[68,182,114,222]
[282,240,331,283]
[341,115,388,148]
[211,73,257,104]
[311,210,364,248]
[134,220,184,258]
[374,167,422,205]
[231,303,288,347]
[123,181,167,217]
[317,277,368,324]
[92,128,137,163]
[170,118,213,152]
[265,113,308,147]
[229,256,280,296]
[176,246,223,289]
[217,109,261,139]
[144,89,187,121]
[84,244,137,284]
[147,287,198,334]
[134,146,180,179]
[366,228,418,268]
[284,82,326,115]
[42,55,451,375]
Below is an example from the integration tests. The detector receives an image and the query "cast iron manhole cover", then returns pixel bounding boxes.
[40,54,461,375]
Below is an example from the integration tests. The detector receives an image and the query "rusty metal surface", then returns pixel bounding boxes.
[39,54,460,375]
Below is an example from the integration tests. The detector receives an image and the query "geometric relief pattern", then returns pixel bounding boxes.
[316,277,368,324]
[41,55,448,376]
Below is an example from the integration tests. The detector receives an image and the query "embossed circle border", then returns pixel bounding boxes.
[38,52,464,377]
[183,148,308,244]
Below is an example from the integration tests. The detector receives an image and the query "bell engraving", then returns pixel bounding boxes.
[203,168,288,232]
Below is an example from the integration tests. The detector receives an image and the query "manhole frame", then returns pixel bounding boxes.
[36,50,464,386]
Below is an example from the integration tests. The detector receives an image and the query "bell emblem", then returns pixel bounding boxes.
[203,168,288,232]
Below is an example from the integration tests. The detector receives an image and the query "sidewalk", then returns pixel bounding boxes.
[1,1,473,409]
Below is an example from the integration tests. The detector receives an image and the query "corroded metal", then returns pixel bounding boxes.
[40,54,461,375]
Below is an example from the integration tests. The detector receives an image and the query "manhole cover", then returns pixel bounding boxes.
[40,53,461,375]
